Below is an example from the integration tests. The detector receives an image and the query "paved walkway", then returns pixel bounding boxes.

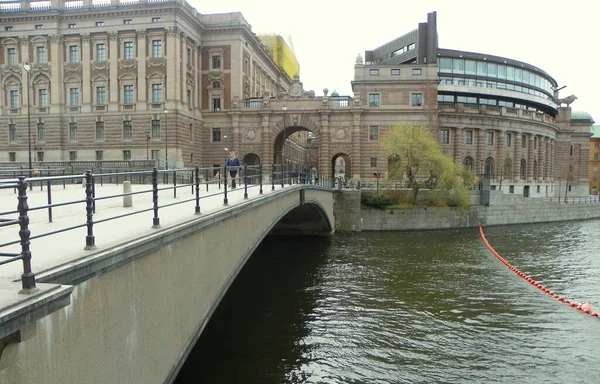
[0,178,290,287]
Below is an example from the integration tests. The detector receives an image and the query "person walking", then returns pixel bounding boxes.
[226,151,241,188]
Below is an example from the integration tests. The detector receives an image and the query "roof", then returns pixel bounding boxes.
[571,111,595,123]
[591,125,600,139]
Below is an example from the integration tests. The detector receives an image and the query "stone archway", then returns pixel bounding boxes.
[243,153,260,165]
[331,153,351,180]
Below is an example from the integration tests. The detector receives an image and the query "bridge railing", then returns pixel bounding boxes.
[0,164,333,292]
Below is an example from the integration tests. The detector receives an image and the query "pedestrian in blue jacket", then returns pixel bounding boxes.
[226,151,241,188]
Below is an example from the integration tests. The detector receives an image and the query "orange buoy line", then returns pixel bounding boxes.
[478,226,598,318]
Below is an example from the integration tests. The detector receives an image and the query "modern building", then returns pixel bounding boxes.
[589,125,600,195]
[1,4,595,197]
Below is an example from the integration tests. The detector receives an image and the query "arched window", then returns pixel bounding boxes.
[463,156,474,170]
[485,157,494,177]
[533,160,538,180]
[520,159,527,179]
[503,158,512,177]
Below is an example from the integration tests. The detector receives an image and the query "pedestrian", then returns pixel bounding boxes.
[226,151,241,188]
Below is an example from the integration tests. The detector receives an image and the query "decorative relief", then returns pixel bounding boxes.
[136,30,146,39]
[332,128,349,141]
[93,62,109,71]
[353,95,361,106]
[64,63,82,73]
[246,128,257,141]
[50,35,62,44]
[19,37,30,45]
[291,114,301,126]
[166,27,179,37]
[262,98,270,107]
[147,58,165,68]
[81,34,90,43]
[119,60,137,70]
[108,32,118,41]
[231,97,240,109]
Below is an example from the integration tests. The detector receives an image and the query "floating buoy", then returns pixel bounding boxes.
[591,313,599,317]
[581,303,593,312]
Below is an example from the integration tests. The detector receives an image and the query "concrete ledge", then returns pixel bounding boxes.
[0,282,74,339]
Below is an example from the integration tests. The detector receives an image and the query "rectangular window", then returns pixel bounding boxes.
[152,40,162,58]
[96,21,104,27]
[595,153,599,161]
[152,119,160,137]
[152,84,163,103]
[123,85,134,104]
[9,124,16,142]
[123,42,134,60]
[124,19,132,25]
[411,93,423,106]
[487,132,494,146]
[96,86,106,105]
[369,125,379,141]
[123,120,132,139]
[151,150,160,160]
[69,122,77,141]
[68,24,77,29]
[96,121,104,139]
[152,17,161,23]
[10,90,19,109]
[69,45,79,63]
[7,48,17,66]
[123,150,131,160]
[440,129,450,144]
[96,43,106,61]
[5,26,13,32]
[369,69,379,76]
[96,150,103,161]
[506,133,512,147]
[69,151,77,161]
[368,94,380,107]
[38,89,48,107]
[37,122,45,141]
[521,135,526,148]
[35,24,43,30]
[391,68,400,76]
[9,152,16,162]
[212,98,221,111]
[465,130,473,145]
[412,68,422,75]
[534,136,537,149]
[69,88,79,107]
[370,157,377,167]
[212,55,221,69]
[36,151,44,162]
[212,127,221,142]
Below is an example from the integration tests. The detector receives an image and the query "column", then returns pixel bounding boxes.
[165,27,179,109]
[550,139,555,181]
[108,32,119,110]
[136,30,147,109]
[261,113,270,164]
[50,35,62,113]
[544,137,550,181]
[527,133,534,182]
[476,129,485,175]
[20,37,30,108]
[231,113,240,155]
[453,127,463,164]
[81,34,91,109]
[513,132,521,181]
[351,112,361,179]
[319,113,330,177]
[496,130,505,179]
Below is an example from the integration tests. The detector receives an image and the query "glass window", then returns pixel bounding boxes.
[69,88,79,107]
[68,24,76,28]
[123,42,133,60]
[391,69,400,76]
[522,70,529,85]
[96,86,106,105]
[152,17,160,23]
[9,124,16,142]
[369,69,379,76]
[212,55,221,69]
[152,84,163,103]
[368,94,380,107]
[498,65,507,79]
[152,40,162,58]
[464,60,476,75]
[38,89,48,107]
[123,120,132,139]
[96,43,106,61]
[465,130,473,145]
[463,157,473,170]
[521,135,526,148]
[411,93,422,106]
[124,19,132,25]
[123,150,131,160]
[7,48,17,66]
[10,90,19,109]
[69,151,77,161]
[506,66,514,81]
[439,58,452,73]
[36,151,44,162]
[440,129,450,144]
[506,133,512,147]
[534,136,537,149]
[9,152,16,162]
[152,119,160,137]
[477,61,487,76]
[514,68,522,82]
[370,157,377,167]
[412,68,422,75]
[69,122,77,140]
[151,150,160,160]
[37,122,45,141]
[96,150,104,160]
[487,132,494,146]
[369,125,379,141]
[96,21,104,27]
[212,98,221,111]
[452,58,464,74]
[487,63,497,78]
[35,24,42,30]
[96,121,104,139]
[69,46,79,63]
[124,85,134,104]
[36,47,47,64]
[212,127,221,142]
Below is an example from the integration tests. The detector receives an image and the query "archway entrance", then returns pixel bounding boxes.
[331,153,351,182]
[273,126,314,170]
[243,153,260,165]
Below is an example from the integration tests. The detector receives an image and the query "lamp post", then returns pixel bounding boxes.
[558,177,561,202]
[373,172,382,194]
[146,132,150,160]
[23,61,32,175]
[164,109,168,169]
[282,105,287,184]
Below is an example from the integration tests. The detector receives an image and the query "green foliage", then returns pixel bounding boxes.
[361,193,394,210]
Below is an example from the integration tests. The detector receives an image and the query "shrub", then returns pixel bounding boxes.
[362,193,394,210]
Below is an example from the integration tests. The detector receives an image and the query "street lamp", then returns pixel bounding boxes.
[23,61,32,175]
[282,105,287,184]
[373,172,382,194]
[164,109,168,169]
[146,132,150,160]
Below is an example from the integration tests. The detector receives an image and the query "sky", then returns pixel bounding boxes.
[190,0,599,124]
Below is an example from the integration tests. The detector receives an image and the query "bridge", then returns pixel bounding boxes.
[0,166,335,383]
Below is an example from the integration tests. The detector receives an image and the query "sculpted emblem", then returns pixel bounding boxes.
[246,129,256,141]
[335,128,346,140]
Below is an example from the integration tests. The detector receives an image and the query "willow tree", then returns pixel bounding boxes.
[383,123,471,206]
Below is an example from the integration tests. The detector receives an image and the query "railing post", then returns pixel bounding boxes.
[259,164,263,194]
[205,169,209,192]
[63,168,66,189]
[152,168,160,228]
[173,170,177,198]
[92,180,96,214]
[194,166,201,215]
[271,164,275,191]
[243,164,248,199]
[47,179,53,223]
[223,164,228,206]
[17,176,36,291]
[281,163,284,188]
[84,170,96,250]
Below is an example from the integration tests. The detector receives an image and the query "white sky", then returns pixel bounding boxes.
[190,0,599,124]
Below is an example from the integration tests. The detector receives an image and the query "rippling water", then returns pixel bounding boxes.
[176,220,600,384]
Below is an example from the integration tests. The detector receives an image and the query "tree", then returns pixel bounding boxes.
[383,123,472,206]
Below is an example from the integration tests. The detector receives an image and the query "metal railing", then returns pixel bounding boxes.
[0,164,333,292]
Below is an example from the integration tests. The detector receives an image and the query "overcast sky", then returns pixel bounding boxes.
[190,0,599,124]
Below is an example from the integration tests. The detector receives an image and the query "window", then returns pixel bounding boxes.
[36,152,44,162]
[212,55,221,69]
[9,152,16,162]
[465,130,473,145]
[151,150,160,160]
[69,88,79,107]
[123,42,134,60]
[521,135,526,148]
[10,90,19,109]
[463,157,473,170]
[152,119,160,137]
[123,85,134,104]
[96,150,104,161]
[212,127,221,142]
[186,89,192,106]
[152,84,163,103]
[487,132,494,146]
[369,125,379,141]
[124,19,132,24]
[411,93,422,106]
[595,153,599,161]
[412,68,422,75]
[68,24,76,29]
[69,151,77,161]
[212,98,221,111]
[123,120,132,139]
[96,21,104,27]
[369,69,379,76]
[36,47,47,64]
[152,17,161,23]
[370,157,377,167]
[5,26,13,32]
[368,94,380,107]
[152,40,162,58]
[37,122,45,141]
[69,46,79,63]
[96,43,106,61]
[69,122,77,141]
[505,133,512,147]
[391,69,400,76]
[534,136,537,149]
[123,150,131,160]
[7,48,17,66]
[34,89,47,108]
[96,86,106,105]
[96,121,104,139]
[570,145,574,156]
[9,124,16,142]
[440,129,450,144]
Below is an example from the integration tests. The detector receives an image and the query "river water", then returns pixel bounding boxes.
[175,220,600,383]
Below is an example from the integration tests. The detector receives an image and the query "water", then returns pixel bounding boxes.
[175,220,600,384]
